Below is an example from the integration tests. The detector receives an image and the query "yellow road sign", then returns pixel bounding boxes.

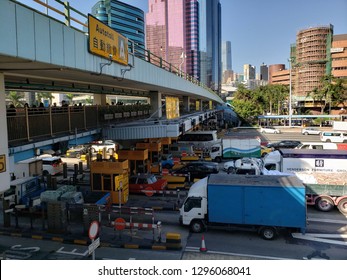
[0,154,6,173]
[88,15,128,65]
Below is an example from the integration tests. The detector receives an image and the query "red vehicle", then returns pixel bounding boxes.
[129,173,167,194]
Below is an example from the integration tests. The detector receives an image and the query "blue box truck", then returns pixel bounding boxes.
[179,174,307,240]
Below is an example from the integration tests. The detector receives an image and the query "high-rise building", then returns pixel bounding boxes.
[222,41,232,72]
[331,34,347,80]
[198,0,222,92]
[221,41,232,83]
[260,63,268,81]
[294,25,333,98]
[91,0,145,52]
[146,0,187,72]
[243,64,256,81]
[146,0,221,93]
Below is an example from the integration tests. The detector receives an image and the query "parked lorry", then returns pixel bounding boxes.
[263,149,347,213]
[210,138,261,162]
[179,174,307,240]
[3,176,45,209]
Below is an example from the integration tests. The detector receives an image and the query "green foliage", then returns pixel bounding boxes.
[232,84,289,124]
[7,91,24,107]
[310,75,347,114]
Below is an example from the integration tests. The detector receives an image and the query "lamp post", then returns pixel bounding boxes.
[179,51,186,76]
[288,58,293,127]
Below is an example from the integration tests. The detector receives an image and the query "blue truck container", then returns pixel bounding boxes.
[180,174,307,240]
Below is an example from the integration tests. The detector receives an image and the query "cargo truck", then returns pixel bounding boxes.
[179,174,307,240]
[210,138,261,162]
[263,149,347,214]
[263,149,347,173]
[3,177,45,209]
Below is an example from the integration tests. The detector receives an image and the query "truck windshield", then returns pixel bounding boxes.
[184,197,202,212]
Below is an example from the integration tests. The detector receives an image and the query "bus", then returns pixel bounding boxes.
[177,130,220,150]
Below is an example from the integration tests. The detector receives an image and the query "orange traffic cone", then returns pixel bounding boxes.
[200,234,207,252]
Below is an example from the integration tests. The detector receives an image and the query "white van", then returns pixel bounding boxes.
[296,142,337,150]
[320,131,347,143]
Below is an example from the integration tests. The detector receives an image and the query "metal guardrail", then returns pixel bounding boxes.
[17,0,219,97]
[6,104,151,145]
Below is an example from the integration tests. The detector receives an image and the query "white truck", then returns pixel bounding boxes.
[263,149,347,173]
[210,138,261,162]
[333,121,347,131]
[3,177,45,209]
[263,149,347,214]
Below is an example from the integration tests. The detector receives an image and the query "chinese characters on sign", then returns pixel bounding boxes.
[88,15,128,66]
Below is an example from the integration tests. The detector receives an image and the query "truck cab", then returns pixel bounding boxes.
[179,177,208,232]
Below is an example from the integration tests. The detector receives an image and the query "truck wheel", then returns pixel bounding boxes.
[215,157,222,163]
[190,220,204,233]
[315,197,334,212]
[75,153,81,159]
[337,198,347,214]
[259,227,276,240]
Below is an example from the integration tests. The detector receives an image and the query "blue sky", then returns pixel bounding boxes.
[17,0,347,74]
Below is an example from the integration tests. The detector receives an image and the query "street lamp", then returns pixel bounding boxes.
[179,51,186,76]
[288,58,294,127]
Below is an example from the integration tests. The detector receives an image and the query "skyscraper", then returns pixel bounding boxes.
[198,0,222,92]
[146,0,221,93]
[244,64,256,81]
[222,41,232,72]
[260,63,268,81]
[91,0,145,52]
[146,0,186,72]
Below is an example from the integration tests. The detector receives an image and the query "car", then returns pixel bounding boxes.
[171,161,219,182]
[89,140,118,153]
[267,140,302,150]
[128,173,168,194]
[260,126,281,134]
[39,154,64,175]
[223,160,235,173]
[66,145,88,158]
[161,154,174,169]
[261,145,272,157]
[301,127,321,135]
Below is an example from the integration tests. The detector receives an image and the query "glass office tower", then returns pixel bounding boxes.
[146,0,221,93]
[198,0,221,92]
[92,0,145,52]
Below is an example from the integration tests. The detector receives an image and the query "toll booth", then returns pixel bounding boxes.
[90,160,129,204]
[136,142,162,174]
[117,149,149,175]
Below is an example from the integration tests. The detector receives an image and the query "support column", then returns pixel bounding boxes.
[150,91,162,119]
[93,94,107,105]
[0,73,10,192]
[183,96,190,113]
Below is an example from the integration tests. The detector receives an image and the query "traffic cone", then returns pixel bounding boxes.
[200,234,207,252]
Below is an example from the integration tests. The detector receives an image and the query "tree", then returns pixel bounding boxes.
[310,75,346,114]
[85,95,93,105]
[7,91,24,107]
[65,93,75,105]
[37,92,54,105]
